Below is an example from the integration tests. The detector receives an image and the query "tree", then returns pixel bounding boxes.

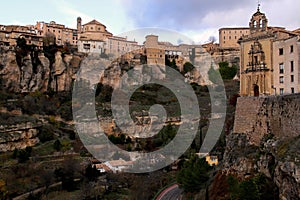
[16,37,27,49]
[208,66,220,84]
[227,174,277,200]
[0,179,7,199]
[38,125,54,143]
[182,62,195,74]
[218,62,237,80]
[14,147,32,163]
[208,36,217,43]
[177,156,210,193]
[43,32,56,47]
[85,164,100,181]
[53,139,62,151]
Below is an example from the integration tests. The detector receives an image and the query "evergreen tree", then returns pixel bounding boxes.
[177,156,210,193]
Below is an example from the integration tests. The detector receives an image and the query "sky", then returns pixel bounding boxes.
[1,0,299,44]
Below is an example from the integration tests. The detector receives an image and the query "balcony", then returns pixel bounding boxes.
[244,63,269,73]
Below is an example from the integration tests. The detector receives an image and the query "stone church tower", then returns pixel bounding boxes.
[239,5,273,97]
[77,17,82,33]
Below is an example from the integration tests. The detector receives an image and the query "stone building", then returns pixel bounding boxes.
[219,27,249,49]
[35,21,78,46]
[144,35,165,65]
[77,18,138,56]
[0,25,43,48]
[239,5,300,96]
[104,36,139,58]
[78,19,112,41]
[273,34,300,95]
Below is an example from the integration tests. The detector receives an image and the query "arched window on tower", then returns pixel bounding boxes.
[253,21,257,28]
[259,19,262,28]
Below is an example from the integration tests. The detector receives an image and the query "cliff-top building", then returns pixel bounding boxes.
[77,17,139,56]
[0,25,43,48]
[219,27,249,49]
[239,5,300,96]
[35,21,78,46]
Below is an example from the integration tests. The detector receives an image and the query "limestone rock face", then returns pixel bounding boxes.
[0,46,82,93]
[0,49,21,92]
[223,95,300,200]
[0,122,41,152]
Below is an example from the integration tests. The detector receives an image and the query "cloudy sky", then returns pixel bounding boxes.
[1,0,299,44]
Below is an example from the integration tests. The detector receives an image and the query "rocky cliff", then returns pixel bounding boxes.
[0,46,81,93]
[223,94,300,200]
[0,122,42,152]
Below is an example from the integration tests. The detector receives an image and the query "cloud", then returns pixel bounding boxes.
[121,0,299,33]
[117,0,299,44]
[122,0,253,30]
[51,0,93,28]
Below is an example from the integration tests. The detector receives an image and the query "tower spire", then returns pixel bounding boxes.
[257,0,261,11]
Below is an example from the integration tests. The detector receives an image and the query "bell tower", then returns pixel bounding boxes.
[77,17,82,33]
[249,3,268,33]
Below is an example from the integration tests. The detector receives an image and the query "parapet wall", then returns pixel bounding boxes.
[233,94,300,145]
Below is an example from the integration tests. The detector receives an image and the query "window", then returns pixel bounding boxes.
[229,36,231,39]
[291,61,294,72]
[290,45,294,53]
[83,43,90,49]
[279,63,284,74]
[279,76,284,83]
[224,36,225,40]
[291,75,294,82]
[280,88,284,95]
[291,88,295,94]
[254,56,258,65]
[279,48,284,55]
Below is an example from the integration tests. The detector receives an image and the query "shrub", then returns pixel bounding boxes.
[38,125,54,143]
[218,62,237,80]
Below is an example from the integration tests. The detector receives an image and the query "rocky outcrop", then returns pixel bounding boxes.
[233,94,300,145]
[0,50,20,92]
[223,94,300,200]
[0,122,42,152]
[0,46,82,93]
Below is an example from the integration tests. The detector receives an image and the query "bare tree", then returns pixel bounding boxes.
[209,36,217,43]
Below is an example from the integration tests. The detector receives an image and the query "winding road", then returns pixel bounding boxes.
[155,184,183,200]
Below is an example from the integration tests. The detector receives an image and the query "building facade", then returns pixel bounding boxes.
[239,6,299,96]
[219,27,249,49]
[77,18,139,56]
[0,25,43,48]
[273,36,300,95]
[35,21,78,46]
[104,36,139,58]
